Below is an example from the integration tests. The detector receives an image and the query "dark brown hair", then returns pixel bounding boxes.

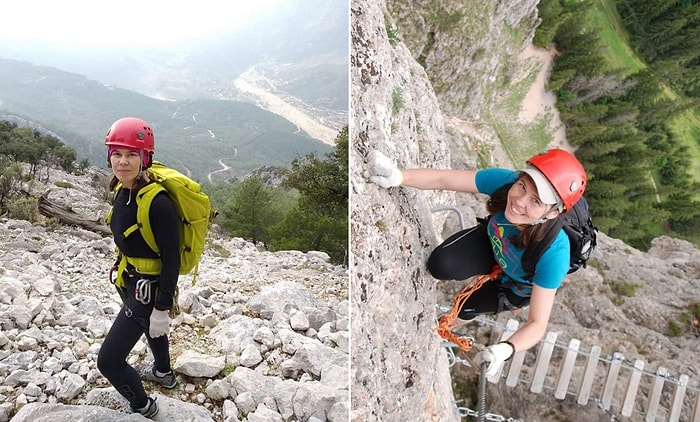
[486,172,558,249]
[107,172,151,192]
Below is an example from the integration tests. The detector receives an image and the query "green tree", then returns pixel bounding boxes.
[537,0,700,248]
[0,156,23,211]
[284,126,348,214]
[533,0,568,47]
[269,127,349,264]
[221,175,278,244]
[268,207,348,263]
[0,124,79,179]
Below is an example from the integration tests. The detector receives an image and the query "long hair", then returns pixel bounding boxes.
[485,172,558,249]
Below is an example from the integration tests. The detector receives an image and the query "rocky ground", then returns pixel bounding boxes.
[0,167,349,422]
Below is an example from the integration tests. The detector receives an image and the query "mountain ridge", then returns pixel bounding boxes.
[0,57,335,182]
[0,1,348,182]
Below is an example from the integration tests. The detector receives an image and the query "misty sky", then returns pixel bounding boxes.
[0,0,281,47]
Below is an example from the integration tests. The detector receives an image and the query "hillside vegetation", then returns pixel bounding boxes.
[536,0,700,250]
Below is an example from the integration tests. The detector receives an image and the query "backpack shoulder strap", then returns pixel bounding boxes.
[105,183,123,225]
[562,196,588,236]
[134,182,166,255]
[522,217,563,276]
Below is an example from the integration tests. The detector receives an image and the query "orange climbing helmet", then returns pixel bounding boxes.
[526,149,586,212]
[104,117,155,167]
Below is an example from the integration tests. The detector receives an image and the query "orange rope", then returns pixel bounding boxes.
[435,266,502,352]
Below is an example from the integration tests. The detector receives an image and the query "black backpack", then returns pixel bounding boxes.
[522,196,598,275]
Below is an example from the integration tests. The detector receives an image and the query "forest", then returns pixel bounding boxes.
[536,0,700,250]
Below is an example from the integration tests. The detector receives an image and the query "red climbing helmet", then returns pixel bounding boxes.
[104,117,155,167]
[526,149,586,212]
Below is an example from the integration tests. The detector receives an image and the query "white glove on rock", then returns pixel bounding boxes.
[475,342,515,378]
[364,150,403,188]
[149,309,170,338]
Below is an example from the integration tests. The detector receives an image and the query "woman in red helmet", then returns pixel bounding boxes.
[364,148,586,378]
[96,117,179,418]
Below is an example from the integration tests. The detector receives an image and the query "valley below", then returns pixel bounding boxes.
[233,64,345,146]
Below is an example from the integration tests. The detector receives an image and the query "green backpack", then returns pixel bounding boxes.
[107,161,214,286]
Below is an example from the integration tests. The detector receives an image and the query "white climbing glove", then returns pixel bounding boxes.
[149,309,170,338]
[475,342,515,378]
[364,150,403,188]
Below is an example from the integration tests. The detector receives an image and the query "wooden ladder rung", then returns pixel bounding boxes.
[602,352,624,410]
[646,367,667,422]
[555,339,580,400]
[621,359,644,417]
[531,331,558,394]
[578,345,601,405]
[668,374,689,422]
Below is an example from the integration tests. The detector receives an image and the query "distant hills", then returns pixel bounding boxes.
[0,1,348,183]
[0,58,335,182]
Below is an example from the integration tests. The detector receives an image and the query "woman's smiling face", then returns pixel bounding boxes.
[110,148,141,188]
[504,176,558,225]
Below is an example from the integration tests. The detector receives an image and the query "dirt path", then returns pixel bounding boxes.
[518,44,571,150]
[444,43,574,169]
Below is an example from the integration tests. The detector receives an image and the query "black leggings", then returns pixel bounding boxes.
[97,277,171,410]
[427,223,529,319]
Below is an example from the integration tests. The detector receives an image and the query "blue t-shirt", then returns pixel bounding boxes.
[475,168,570,294]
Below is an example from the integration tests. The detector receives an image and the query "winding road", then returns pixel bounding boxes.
[207,159,231,183]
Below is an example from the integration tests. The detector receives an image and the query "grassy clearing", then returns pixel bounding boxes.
[670,110,700,185]
[592,0,644,74]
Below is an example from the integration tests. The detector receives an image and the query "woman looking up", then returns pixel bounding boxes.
[364,148,587,377]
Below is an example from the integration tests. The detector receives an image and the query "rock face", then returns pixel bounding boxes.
[386,0,540,120]
[351,0,700,421]
[351,0,461,420]
[0,168,348,421]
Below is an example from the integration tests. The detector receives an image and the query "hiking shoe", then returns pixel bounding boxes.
[137,364,178,389]
[133,397,159,418]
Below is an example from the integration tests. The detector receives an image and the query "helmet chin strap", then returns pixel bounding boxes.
[530,203,561,225]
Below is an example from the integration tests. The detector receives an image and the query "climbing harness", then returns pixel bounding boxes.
[495,281,530,314]
[435,266,503,352]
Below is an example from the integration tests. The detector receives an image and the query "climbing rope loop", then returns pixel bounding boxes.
[435,266,503,352]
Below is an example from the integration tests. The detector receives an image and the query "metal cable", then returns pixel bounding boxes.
[478,361,487,422]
